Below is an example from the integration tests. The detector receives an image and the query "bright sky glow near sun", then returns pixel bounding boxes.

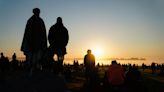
[0,0,164,62]
[92,47,104,59]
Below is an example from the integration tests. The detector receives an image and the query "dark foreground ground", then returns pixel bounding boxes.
[0,68,164,92]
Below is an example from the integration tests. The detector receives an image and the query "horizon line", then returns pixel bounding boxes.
[13,57,146,61]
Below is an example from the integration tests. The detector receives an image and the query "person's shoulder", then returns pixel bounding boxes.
[108,65,113,70]
[109,65,113,68]
[63,26,68,31]
[27,16,42,22]
[116,64,122,68]
[38,17,45,23]
[27,16,33,22]
[91,54,95,57]
[49,24,56,29]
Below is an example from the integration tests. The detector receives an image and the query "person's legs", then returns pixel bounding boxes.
[44,47,55,71]
[57,55,64,74]
[29,50,43,76]
[26,52,33,77]
[24,52,32,69]
[35,50,44,70]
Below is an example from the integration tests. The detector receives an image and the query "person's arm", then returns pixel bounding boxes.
[41,20,47,50]
[63,27,69,47]
[93,55,95,66]
[48,26,54,45]
[21,19,31,52]
[84,55,87,67]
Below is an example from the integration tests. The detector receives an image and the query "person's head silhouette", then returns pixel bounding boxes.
[33,8,40,16]
[87,49,92,54]
[1,52,3,56]
[57,17,62,23]
[112,60,117,65]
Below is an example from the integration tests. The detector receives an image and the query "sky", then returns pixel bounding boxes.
[0,0,164,62]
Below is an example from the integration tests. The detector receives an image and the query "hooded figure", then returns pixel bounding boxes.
[48,17,69,72]
[21,8,47,73]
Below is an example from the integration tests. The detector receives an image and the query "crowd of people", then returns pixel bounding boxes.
[82,50,144,92]
[0,51,164,92]
[0,53,19,73]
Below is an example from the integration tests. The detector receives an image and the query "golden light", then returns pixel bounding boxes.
[92,47,103,58]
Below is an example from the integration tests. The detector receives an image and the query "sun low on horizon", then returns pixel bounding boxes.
[92,47,104,59]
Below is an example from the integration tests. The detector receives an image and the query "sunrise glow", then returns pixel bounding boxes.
[92,47,104,59]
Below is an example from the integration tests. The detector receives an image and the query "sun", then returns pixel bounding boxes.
[92,47,103,58]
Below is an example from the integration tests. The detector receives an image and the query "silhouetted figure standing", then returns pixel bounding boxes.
[125,64,143,92]
[11,53,18,71]
[0,53,5,61]
[151,62,156,74]
[48,17,69,73]
[159,64,164,76]
[0,53,9,73]
[0,53,5,72]
[84,49,95,76]
[73,59,79,72]
[12,53,17,61]
[21,8,47,75]
[84,49,95,80]
[142,63,146,71]
[83,49,100,92]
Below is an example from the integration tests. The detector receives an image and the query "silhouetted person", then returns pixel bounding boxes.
[83,49,99,92]
[0,52,5,72]
[11,53,18,71]
[151,62,156,74]
[12,53,17,61]
[97,63,100,67]
[0,53,9,73]
[107,60,125,91]
[84,49,95,80]
[125,64,142,92]
[73,59,79,72]
[84,49,98,82]
[142,63,146,71]
[0,52,5,61]
[21,8,47,75]
[159,64,164,76]
[48,17,69,73]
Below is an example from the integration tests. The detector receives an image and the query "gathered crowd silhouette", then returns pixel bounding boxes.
[0,8,164,92]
